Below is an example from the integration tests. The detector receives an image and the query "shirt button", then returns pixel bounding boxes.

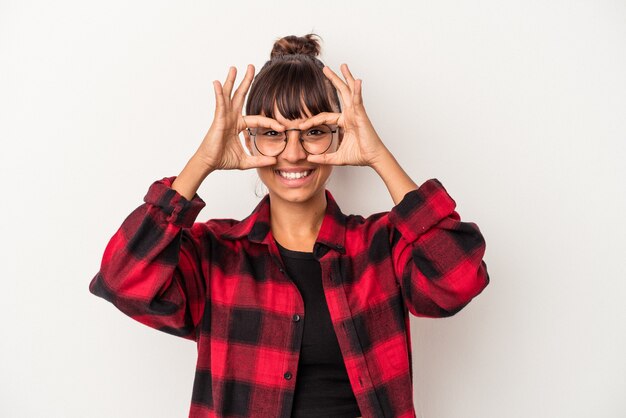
[284,371,292,380]
[292,314,300,322]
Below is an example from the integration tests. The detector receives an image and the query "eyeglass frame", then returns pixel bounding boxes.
[246,124,339,157]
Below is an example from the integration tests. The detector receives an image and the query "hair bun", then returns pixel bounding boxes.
[270,33,322,59]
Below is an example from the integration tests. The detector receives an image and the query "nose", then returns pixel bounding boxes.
[280,130,308,163]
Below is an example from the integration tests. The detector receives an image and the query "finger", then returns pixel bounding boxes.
[353,79,363,107]
[213,80,226,118]
[322,66,352,104]
[340,63,356,91]
[242,155,277,170]
[222,66,237,100]
[242,127,251,142]
[232,64,255,111]
[241,115,285,132]
[297,112,342,130]
[306,151,341,166]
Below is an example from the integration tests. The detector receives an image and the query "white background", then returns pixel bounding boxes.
[1,0,625,417]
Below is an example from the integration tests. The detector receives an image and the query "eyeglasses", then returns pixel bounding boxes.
[247,124,338,157]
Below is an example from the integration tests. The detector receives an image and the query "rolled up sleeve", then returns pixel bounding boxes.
[88,176,210,341]
[387,179,490,318]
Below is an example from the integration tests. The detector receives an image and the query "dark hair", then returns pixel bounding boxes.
[245,33,341,120]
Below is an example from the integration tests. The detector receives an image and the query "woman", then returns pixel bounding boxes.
[89,34,490,418]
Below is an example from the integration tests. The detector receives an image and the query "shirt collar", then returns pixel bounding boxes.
[220,189,346,254]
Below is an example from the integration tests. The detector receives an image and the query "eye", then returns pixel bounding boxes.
[261,130,281,137]
[305,128,324,136]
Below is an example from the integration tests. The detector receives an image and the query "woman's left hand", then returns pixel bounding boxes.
[298,64,389,167]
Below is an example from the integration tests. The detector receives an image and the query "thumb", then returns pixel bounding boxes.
[307,153,338,165]
[244,155,277,169]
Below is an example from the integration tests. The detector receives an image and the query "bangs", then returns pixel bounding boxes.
[245,56,340,120]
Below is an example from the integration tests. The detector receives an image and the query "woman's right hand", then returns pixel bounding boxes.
[194,65,285,171]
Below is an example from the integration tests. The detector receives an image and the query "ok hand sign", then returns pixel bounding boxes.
[298,64,389,167]
[195,65,285,171]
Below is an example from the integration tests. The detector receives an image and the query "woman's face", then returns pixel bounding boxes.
[245,103,340,205]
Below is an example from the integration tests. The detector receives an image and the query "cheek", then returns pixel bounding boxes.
[318,166,333,181]
[257,167,270,182]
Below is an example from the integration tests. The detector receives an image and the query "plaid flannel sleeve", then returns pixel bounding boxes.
[387,178,490,318]
[89,176,209,341]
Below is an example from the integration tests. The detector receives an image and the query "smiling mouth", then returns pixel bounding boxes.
[273,168,316,180]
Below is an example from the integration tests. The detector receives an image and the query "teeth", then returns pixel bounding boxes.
[276,169,313,179]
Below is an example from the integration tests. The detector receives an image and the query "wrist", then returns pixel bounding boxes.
[369,146,395,173]
[172,156,214,202]
[190,153,216,176]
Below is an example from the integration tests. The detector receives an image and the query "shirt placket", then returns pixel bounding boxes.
[317,252,384,418]
[265,234,306,418]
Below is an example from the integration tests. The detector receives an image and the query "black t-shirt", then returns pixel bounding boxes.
[275,239,362,418]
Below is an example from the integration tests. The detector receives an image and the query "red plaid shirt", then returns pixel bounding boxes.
[89,175,490,418]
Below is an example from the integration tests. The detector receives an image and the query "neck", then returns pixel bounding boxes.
[269,190,327,245]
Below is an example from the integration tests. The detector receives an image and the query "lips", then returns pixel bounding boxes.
[273,167,317,185]
[275,168,315,179]
[273,167,316,173]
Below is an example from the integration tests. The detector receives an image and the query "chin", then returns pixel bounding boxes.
[270,185,319,202]
[268,175,329,202]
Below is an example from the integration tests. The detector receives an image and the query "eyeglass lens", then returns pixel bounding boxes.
[251,125,334,156]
